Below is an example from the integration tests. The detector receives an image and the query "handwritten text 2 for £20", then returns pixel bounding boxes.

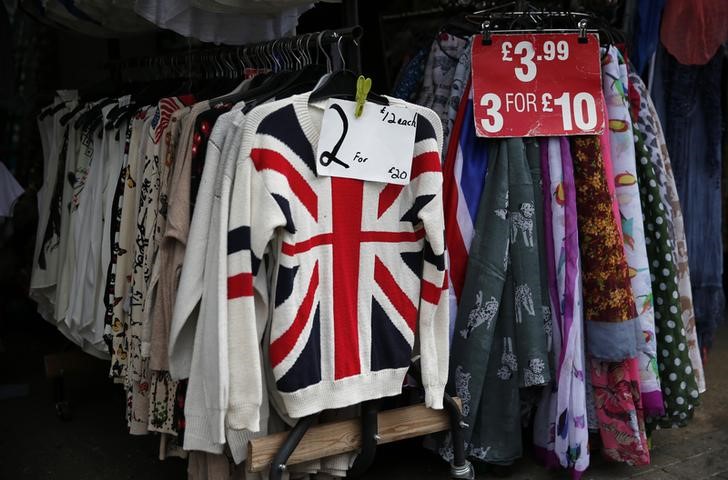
[315,99,418,185]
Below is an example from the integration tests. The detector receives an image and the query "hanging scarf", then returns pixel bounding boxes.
[628,71,706,394]
[448,138,550,464]
[634,126,701,428]
[533,138,590,477]
[443,40,472,153]
[602,47,663,416]
[570,135,641,358]
[571,135,650,465]
[442,83,489,334]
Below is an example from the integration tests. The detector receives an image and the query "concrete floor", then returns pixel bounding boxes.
[0,313,726,480]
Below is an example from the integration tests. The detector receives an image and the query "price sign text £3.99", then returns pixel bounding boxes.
[471,33,605,138]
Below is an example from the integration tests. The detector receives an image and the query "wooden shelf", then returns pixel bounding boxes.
[247,398,461,472]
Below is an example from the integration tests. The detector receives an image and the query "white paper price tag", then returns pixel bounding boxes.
[315,99,418,185]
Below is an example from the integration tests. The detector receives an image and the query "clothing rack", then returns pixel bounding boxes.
[40,24,366,418]
[94,21,470,479]
[110,26,364,83]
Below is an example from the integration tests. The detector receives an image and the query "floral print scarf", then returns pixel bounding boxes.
[533,138,590,477]
[571,135,650,466]
[602,47,662,416]
[570,135,641,359]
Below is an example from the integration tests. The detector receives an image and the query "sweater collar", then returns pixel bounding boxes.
[292,92,323,152]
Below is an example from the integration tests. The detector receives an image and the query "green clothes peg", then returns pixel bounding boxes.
[355,75,372,118]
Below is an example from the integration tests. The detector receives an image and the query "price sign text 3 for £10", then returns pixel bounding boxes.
[471,33,606,138]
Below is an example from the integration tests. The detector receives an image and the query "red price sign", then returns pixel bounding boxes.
[471,33,605,138]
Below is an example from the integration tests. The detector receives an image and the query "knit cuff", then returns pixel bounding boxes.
[183,413,225,454]
[208,408,226,445]
[227,428,258,465]
[424,383,445,410]
[226,403,261,432]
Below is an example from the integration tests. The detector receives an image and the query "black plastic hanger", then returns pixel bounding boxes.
[238,71,296,113]
[248,72,271,89]
[105,100,138,130]
[308,34,388,107]
[114,104,137,131]
[308,69,389,106]
[104,102,126,128]
[75,97,116,130]
[245,63,327,108]
[39,101,70,120]
[59,102,87,126]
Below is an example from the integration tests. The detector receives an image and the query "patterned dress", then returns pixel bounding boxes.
[146,101,202,436]
[126,96,192,434]
[105,108,150,379]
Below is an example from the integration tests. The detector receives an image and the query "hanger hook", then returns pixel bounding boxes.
[312,33,319,66]
[336,34,346,71]
[317,30,332,73]
[271,41,280,72]
[309,33,316,65]
[294,35,303,67]
[262,43,270,72]
[277,39,285,70]
[578,18,588,43]
[300,34,307,66]
[261,44,268,71]
[272,40,280,71]
[242,45,249,72]
[288,38,295,69]
[277,39,286,71]
[290,37,301,69]
[235,46,244,75]
[229,49,237,78]
[274,40,282,71]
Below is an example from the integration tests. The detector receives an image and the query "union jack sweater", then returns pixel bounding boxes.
[226,93,449,429]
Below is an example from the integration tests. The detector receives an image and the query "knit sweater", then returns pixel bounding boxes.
[226,93,449,430]
[220,110,272,464]
[170,102,244,452]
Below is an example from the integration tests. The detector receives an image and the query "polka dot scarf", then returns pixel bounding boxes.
[634,127,700,428]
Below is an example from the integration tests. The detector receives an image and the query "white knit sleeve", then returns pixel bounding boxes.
[226,124,286,431]
[414,114,449,411]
